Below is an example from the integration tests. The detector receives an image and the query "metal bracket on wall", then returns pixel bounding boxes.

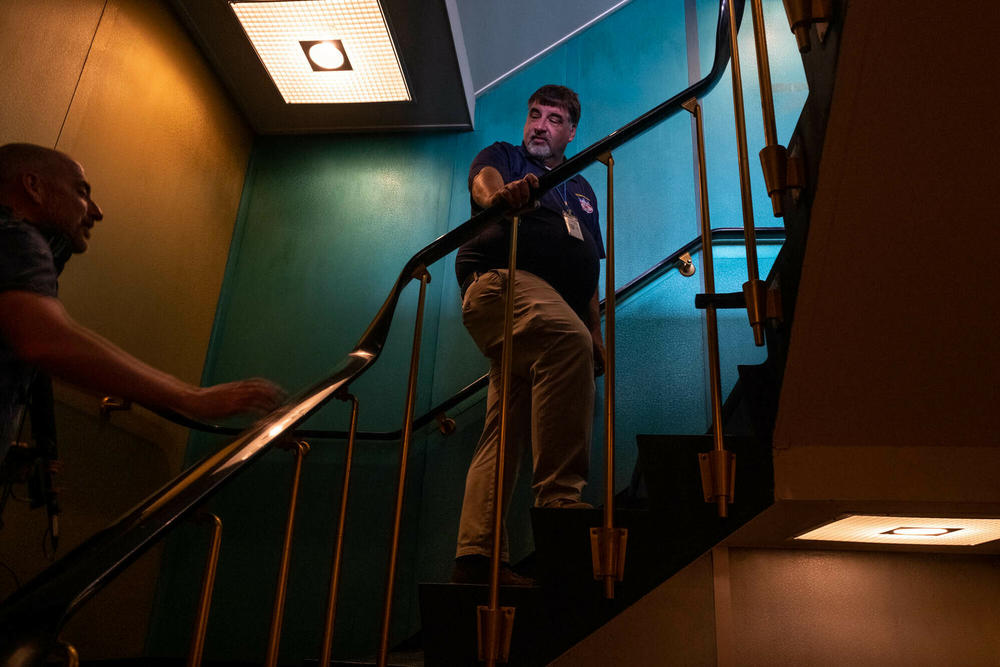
[699,448,736,506]
[589,526,628,583]
[677,252,696,277]
[782,0,834,53]
[434,412,456,436]
[477,605,515,664]
[99,395,132,419]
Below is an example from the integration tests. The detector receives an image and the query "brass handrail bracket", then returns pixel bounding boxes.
[699,448,736,513]
[477,605,515,664]
[434,412,456,436]
[589,527,628,585]
[676,252,696,277]
[99,396,132,419]
[782,0,833,53]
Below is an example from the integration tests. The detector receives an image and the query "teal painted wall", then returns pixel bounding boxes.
[147,0,805,661]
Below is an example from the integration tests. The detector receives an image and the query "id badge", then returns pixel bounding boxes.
[563,210,584,240]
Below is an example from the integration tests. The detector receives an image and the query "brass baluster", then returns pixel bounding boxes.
[684,98,735,518]
[376,266,431,667]
[186,512,223,667]
[726,0,767,347]
[590,153,627,599]
[317,392,360,667]
[264,439,310,667]
[479,217,520,667]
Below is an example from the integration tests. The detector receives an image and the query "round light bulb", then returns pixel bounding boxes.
[309,41,345,70]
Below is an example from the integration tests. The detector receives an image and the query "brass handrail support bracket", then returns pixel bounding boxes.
[681,97,699,115]
[410,263,431,283]
[785,147,806,204]
[99,396,132,419]
[812,0,833,44]
[783,0,833,53]
[766,281,784,323]
[699,448,735,517]
[589,526,628,583]
[434,412,456,436]
[596,151,613,166]
[759,144,788,218]
[782,0,814,53]
[476,605,515,664]
[677,252,696,277]
[275,438,311,456]
[742,279,767,346]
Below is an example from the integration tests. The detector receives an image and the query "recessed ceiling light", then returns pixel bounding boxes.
[302,40,350,71]
[883,527,959,537]
[794,514,1000,546]
[230,0,410,104]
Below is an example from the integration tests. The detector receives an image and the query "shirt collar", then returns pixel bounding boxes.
[0,205,73,274]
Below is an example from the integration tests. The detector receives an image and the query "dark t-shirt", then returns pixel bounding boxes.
[455,142,604,323]
[0,207,70,461]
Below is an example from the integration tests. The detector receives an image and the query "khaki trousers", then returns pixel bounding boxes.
[456,269,594,560]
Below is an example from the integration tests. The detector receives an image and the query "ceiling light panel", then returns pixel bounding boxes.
[795,514,1000,546]
[231,0,410,104]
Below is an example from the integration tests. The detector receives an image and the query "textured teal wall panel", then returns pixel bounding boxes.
[205,133,457,431]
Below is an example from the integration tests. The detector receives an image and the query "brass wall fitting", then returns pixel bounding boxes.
[759,144,788,217]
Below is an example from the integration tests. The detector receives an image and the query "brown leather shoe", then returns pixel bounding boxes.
[451,555,536,586]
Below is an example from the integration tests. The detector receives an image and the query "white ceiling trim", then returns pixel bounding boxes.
[472,0,632,97]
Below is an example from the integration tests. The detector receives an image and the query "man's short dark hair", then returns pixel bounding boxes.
[528,85,580,126]
[0,143,66,188]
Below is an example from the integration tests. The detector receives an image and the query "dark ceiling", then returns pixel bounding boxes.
[168,0,474,134]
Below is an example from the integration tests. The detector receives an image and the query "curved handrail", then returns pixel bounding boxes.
[157,226,785,441]
[0,2,746,663]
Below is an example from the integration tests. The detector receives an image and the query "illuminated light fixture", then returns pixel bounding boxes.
[230,0,410,104]
[883,527,959,537]
[301,40,350,71]
[794,514,1000,546]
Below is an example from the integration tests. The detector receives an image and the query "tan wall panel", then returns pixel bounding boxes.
[774,2,1000,450]
[729,549,1000,666]
[0,0,107,146]
[55,0,252,391]
[0,0,252,660]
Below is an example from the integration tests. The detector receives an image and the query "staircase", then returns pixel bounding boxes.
[416,1,848,663]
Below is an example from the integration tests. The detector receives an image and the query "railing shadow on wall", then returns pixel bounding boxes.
[0,1,750,664]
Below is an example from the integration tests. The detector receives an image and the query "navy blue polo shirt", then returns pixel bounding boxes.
[0,207,71,462]
[455,141,604,324]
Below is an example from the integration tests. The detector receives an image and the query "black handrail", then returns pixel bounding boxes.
[158,226,785,441]
[0,2,746,663]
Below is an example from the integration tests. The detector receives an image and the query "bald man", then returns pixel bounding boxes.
[0,143,284,464]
